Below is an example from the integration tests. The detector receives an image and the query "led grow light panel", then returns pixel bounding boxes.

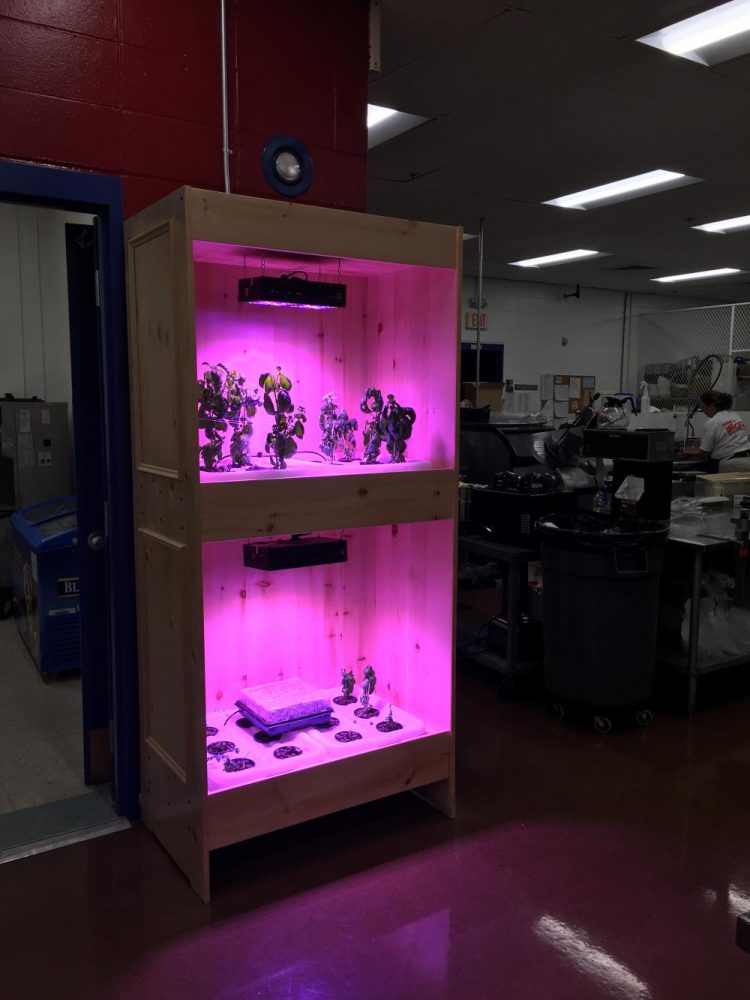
[193,250,458,477]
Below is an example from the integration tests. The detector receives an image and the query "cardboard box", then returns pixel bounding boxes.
[462,381,503,411]
[695,472,750,498]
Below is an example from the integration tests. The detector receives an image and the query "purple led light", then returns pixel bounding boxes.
[244,300,337,310]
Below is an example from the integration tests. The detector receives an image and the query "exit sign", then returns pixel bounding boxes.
[465,311,487,330]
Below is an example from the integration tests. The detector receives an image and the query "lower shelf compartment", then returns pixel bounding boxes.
[204,730,451,851]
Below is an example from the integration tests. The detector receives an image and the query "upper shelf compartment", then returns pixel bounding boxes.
[192,201,460,490]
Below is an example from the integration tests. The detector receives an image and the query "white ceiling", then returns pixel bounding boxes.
[367,1,750,302]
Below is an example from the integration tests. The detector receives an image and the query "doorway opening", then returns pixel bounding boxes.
[0,163,138,861]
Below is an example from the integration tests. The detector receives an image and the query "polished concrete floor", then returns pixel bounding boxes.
[0,619,122,856]
[0,618,86,812]
[2,660,750,999]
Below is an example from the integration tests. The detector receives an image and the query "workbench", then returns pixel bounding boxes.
[659,534,747,712]
[457,534,540,682]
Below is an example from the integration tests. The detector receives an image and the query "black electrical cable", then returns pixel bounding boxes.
[684,353,724,440]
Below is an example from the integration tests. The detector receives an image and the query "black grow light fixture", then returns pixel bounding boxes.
[238,271,347,310]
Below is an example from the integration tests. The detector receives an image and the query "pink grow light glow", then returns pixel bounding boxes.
[245,300,338,310]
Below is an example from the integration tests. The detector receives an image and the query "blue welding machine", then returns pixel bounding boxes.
[11,495,80,674]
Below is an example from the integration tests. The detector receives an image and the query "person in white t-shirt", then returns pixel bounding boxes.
[682,390,750,472]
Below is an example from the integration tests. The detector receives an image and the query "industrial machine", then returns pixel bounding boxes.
[583,428,674,520]
[11,495,80,674]
[460,421,592,544]
[0,396,73,510]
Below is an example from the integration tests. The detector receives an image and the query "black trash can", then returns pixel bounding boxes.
[537,512,669,717]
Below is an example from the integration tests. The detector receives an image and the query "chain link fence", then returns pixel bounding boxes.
[631,303,750,413]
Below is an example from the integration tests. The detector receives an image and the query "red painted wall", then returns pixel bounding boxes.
[0,1,368,216]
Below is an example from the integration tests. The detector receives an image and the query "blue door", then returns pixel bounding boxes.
[66,222,110,783]
[0,160,139,818]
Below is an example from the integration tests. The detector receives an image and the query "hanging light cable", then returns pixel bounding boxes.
[220,0,231,193]
[474,218,486,388]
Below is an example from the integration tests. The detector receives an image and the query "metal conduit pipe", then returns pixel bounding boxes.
[220,0,231,193]
[474,217,486,387]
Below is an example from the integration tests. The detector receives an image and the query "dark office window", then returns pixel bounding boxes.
[461,343,504,383]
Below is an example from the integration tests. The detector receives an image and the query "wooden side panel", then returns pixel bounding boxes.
[126,194,210,900]
[142,740,208,900]
[206,733,451,850]
[187,188,458,269]
[129,222,182,477]
[139,533,188,773]
[200,468,455,540]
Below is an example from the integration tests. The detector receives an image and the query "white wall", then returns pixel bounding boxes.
[462,274,711,412]
[0,204,94,412]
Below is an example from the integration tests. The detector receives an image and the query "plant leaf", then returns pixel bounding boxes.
[263,395,276,415]
[279,373,292,391]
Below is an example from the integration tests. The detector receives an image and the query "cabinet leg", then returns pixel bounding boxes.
[414,777,456,819]
[688,550,703,714]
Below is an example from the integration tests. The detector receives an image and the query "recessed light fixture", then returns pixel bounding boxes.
[693,213,750,233]
[651,267,742,283]
[367,103,430,149]
[638,0,750,65]
[261,135,313,197]
[544,169,699,210]
[509,249,604,268]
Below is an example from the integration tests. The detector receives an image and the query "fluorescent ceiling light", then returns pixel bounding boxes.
[544,169,696,210]
[367,104,430,150]
[638,0,750,66]
[652,267,741,283]
[367,104,398,128]
[693,213,750,233]
[510,249,603,268]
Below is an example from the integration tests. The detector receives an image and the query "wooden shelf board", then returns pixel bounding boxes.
[200,468,456,540]
[205,731,451,851]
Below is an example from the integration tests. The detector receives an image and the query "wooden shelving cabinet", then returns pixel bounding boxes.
[125,187,460,900]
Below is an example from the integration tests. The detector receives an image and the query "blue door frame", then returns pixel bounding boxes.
[0,159,139,819]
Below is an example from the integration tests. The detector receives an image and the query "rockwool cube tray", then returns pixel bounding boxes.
[307,689,426,758]
[236,677,332,733]
[205,710,327,791]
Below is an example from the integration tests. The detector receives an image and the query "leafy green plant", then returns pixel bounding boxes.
[259,367,307,469]
[319,392,358,463]
[359,386,385,464]
[359,388,416,463]
[197,363,260,472]
[380,394,417,463]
